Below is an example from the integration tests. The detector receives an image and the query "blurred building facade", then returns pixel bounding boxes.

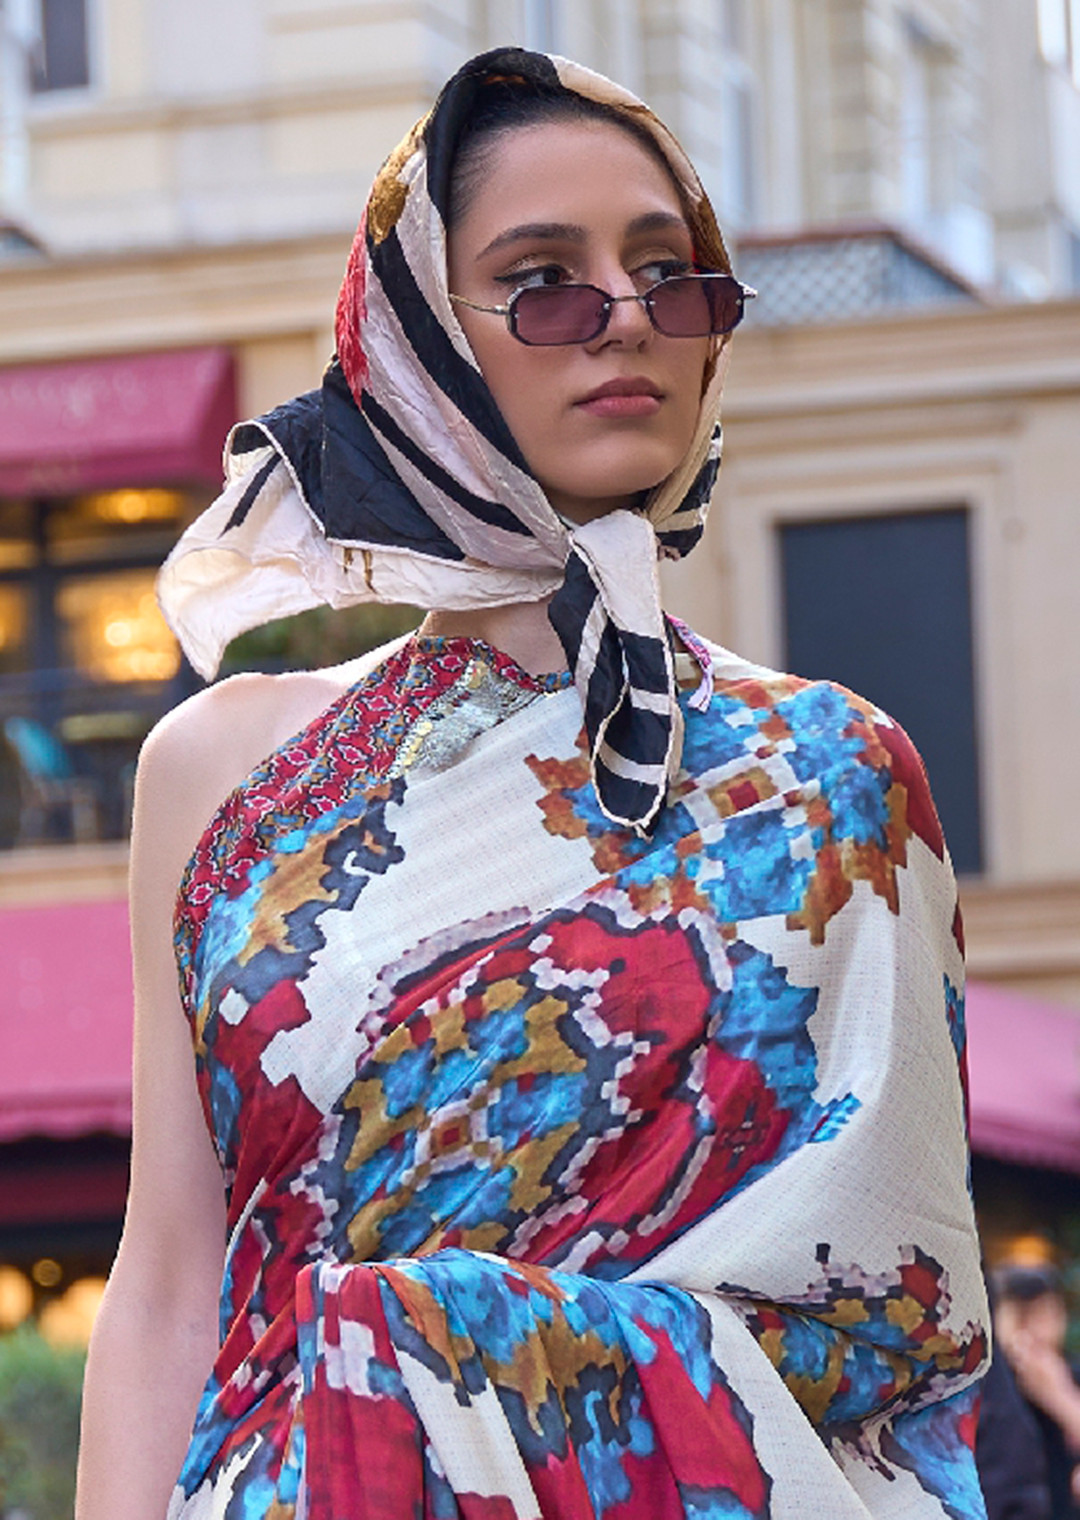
[0,0,1078,1321]
[5,0,1078,290]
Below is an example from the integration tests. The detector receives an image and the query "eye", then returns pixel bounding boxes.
[632,257,693,289]
[495,262,571,292]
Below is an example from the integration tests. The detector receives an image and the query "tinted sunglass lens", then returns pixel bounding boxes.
[513,285,606,344]
[704,276,745,334]
[652,276,743,336]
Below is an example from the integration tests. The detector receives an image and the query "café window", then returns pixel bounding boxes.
[780,506,983,875]
[30,0,91,92]
[0,489,195,849]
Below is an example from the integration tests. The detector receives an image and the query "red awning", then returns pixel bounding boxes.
[0,1143,130,1227]
[0,899,132,1141]
[0,346,235,496]
[967,980,1080,1173]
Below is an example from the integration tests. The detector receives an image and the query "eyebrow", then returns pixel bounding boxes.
[476,211,689,261]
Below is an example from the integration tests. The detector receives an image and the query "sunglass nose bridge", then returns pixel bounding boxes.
[599,290,657,335]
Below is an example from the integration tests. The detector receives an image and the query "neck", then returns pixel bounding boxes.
[419,599,568,677]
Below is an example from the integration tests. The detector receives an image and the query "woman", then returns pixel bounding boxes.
[76,48,988,1520]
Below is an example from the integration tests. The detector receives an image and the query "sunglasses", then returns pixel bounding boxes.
[449,272,756,346]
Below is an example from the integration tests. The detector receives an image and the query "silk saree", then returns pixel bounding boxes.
[169,629,987,1520]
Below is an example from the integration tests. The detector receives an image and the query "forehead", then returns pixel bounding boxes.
[451,119,689,247]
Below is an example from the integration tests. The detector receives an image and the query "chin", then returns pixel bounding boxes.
[545,446,683,512]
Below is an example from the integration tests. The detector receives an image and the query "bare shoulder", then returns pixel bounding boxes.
[134,632,412,884]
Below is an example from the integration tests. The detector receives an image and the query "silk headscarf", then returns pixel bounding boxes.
[157,47,735,832]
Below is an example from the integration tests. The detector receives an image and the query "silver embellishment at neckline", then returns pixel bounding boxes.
[387,656,546,780]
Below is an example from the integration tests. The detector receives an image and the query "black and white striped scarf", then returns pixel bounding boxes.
[158,47,733,832]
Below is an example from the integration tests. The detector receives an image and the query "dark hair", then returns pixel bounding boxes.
[991,1264,1064,1304]
[447,79,691,232]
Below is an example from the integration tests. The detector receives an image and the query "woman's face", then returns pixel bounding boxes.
[447,120,711,525]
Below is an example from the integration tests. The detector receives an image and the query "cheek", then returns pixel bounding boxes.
[461,322,543,422]
[466,331,566,454]
[665,344,710,443]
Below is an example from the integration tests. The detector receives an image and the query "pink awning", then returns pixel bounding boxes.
[0,898,132,1140]
[966,980,1080,1173]
[0,346,235,496]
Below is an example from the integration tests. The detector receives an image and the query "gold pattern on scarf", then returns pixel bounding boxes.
[786,776,911,946]
[525,670,923,948]
[367,121,426,244]
[237,797,397,968]
[706,765,778,819]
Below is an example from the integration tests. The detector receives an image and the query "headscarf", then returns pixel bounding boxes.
[157,47,735,832]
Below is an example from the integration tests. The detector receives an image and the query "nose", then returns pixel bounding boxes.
[585,272,653,349]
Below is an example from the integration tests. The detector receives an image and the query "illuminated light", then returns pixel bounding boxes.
[0,541,34,571]
[1001,1233,1056,1268]
[0,1265,33,1330]
[85,489,183,525]
[57,570,181,684]
[31,1257,63,1288]
[0,585,26,655]
[125,649,178,680]
[115,494,149,523]
[38,1276,107,1350]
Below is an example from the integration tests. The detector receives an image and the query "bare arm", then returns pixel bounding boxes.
[75,652,406,1519]
[75,695,235,1520]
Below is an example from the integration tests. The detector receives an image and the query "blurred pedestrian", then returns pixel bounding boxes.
[994,1263,1080,1518]
[977,1290,1052,1518]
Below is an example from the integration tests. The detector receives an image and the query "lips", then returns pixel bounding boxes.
[578,377,663,403]
[575,376,663,419]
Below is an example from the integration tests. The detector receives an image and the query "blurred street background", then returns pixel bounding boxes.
[0,0,1078,1514]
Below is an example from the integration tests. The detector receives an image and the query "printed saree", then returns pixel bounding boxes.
[169,629,988,1520]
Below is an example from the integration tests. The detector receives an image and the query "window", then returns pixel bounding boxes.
[899,17,955,223]
[780,508,983,875]
[719,0,756,225]
[1037,0,1080,85]
[30,0,89,92]
[0,492,183,688]
[0,490,189,846]
[521,0,557,54]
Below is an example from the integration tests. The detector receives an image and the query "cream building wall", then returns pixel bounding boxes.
[985,0,1080,296]
[8,1,1077,287]
[739,0,991,282]
[18,0,463,253]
